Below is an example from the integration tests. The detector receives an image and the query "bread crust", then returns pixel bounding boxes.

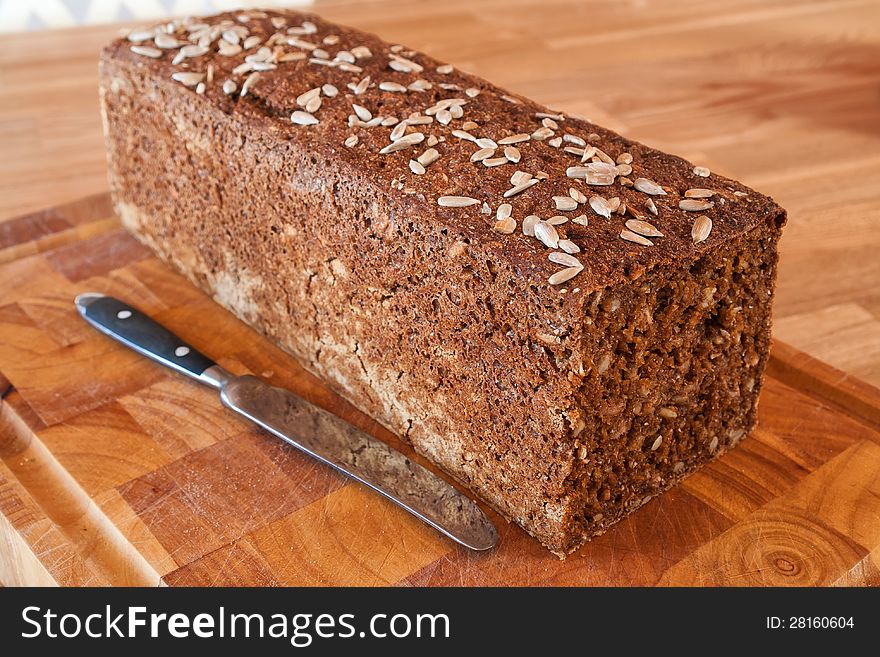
[100,9,785,554]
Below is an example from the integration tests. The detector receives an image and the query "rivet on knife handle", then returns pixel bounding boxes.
[74,292,498,551]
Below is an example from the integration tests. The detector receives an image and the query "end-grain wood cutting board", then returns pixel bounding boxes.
[1,194,879,586]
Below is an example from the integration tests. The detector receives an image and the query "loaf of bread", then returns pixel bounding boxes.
[99,8,786,555]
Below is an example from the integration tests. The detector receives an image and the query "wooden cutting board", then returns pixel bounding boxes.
[1,194,879,587]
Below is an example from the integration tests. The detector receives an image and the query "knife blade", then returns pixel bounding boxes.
[75,292,498,552]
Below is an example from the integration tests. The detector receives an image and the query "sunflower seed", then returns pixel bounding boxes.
[465,87,480,98]
[503,178,540,198]
[390,53,424,73]
[572,214,589,226]
[564,134,586,147]
[564,146,585,157]
[692,215,712,243]
[471,147,495,163]
[558,240,580,254]
[679,199,714,211]
[221,29,241,45]
[554,196,578,211]
[130,45,162,58]
[634,178,666,195]
[620,229,654,246]
[322,84,338,97]
[501,94,522,104]
[409,159,426,175]
[569,187,587,204]
[589,196,612,219]
[617,152,633,165]
[436,109,453,125]
[548,137,562,148]
[498,133,530,145]
[496,203,513,221]
[154,34,181,49]
[549,251,582,268]
[504,146,521,163]
[127,30,155,43]
[291,110,318,125]
[547,215,568,226]
[625,219,663,237]
[240,72,261,96]
[171,71,205,87]
[380,81,408,92]
[390,121,407,141]
[476,137,497,149]
[608,197,622,213]
[566,163,618,185]
[438,196,479,208]
[685,188,716,199]
[380,132,424,153]
[616,164,633,176]
[243,35,262,50]
[651,436,663,451]
[531,127,554,141]
[534,222,560,248]
[436,64,453,74]
[493,216,516,234]
[510,171,533,186]
[334,49,354,63]
[180,44,208,59]
[580,146,598,162]
[522,215,540,236]
[305,96,322,113]
[461,121,479,131]
[354,76,371,95]
[693,166,711,177]
[352,104,372,121]
[596,148,616,165]
[405,115,433,126]
[297,87,321,107]
[232,61,254,76]
[483,157,508,168]
[409,79,432,92]
[277,51,303,62]
[222,79,237,94]
[645,198,658,215]
[417,148,440,166]
[542,117,559,130]
[195,82,205,94]
[351,46,373,59]
[549,267,582,285]
[451,130,476,142]
[344,135,359,147]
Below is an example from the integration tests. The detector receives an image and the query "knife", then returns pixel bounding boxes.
[75,292,498,552]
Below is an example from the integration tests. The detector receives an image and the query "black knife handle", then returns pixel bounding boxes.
[75,293,220,386]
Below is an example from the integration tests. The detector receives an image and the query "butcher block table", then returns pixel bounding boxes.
[2,0,880,585]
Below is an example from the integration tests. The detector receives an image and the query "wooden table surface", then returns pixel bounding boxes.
[1,0,878,391]
[1,0,880,587]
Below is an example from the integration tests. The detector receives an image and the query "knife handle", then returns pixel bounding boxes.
[75,293,229,389]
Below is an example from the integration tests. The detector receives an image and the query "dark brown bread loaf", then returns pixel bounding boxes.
[99,8,786,555]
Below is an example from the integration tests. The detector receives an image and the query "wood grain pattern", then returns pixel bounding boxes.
[1,0,879,396]
[0,195,879,586]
